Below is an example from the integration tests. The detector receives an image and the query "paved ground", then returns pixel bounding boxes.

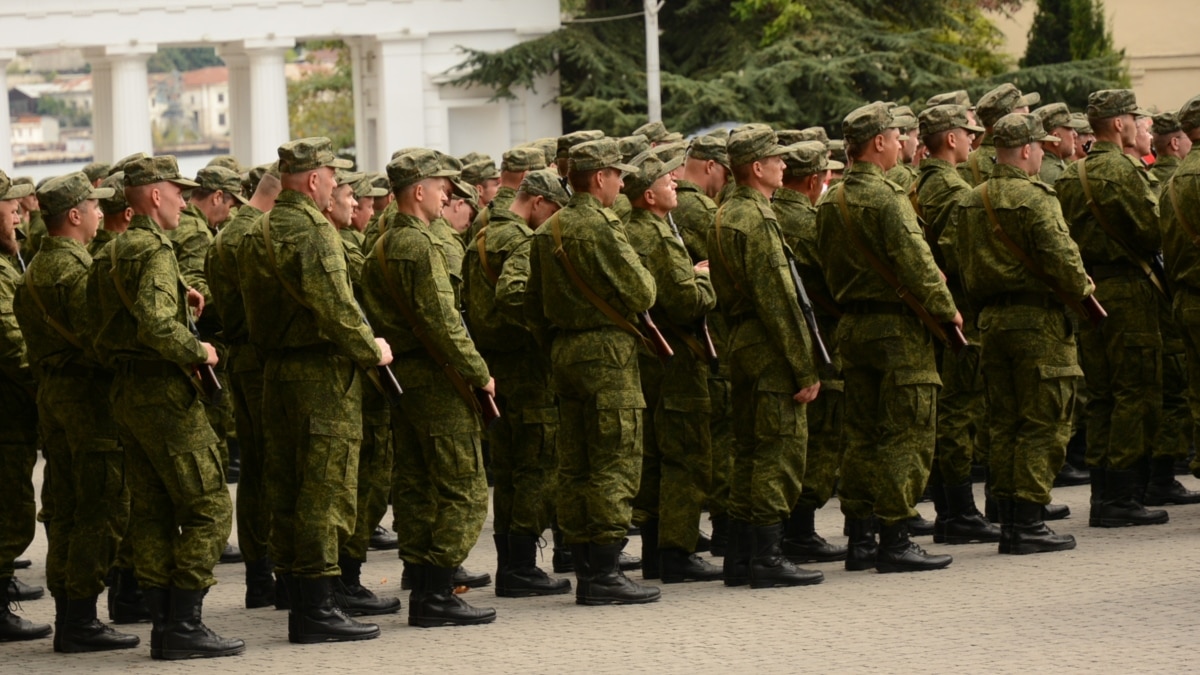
[7,457,1200,674]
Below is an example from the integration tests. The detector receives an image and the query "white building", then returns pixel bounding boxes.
[11,115,60,151]
[181,66,230,142]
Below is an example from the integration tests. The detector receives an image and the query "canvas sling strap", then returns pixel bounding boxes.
[1168,176,1200,247]
[474,227,500,286]
[22,266,83,349]
[1077,158,1168,298]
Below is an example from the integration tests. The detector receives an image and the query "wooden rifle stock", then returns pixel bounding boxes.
[638,311,674,363]
[699,317,719,374]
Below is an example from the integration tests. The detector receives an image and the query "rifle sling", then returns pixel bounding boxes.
[22,267,83,349]
[475,226,500,286]
[1168,176,1200,248]
[1077,158,1167,297]
[712,208,748,298]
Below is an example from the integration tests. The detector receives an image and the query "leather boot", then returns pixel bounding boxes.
[408,564,497,627]
[451,565,491,589]
[1090,468,1169,528]
[157,587,245,660]
[876,521,952,573]
[333,557,400,616]
[1143,455,1200,505]
[929,480,950,543]
[274,572,292,611]
[722,520,750,587]
[1042,503,1070,521]
[142,586,169,658]
[617,541,641,572]
[709,514,729,557]
[749,524,823,589]
[1089,466,1106,509]
[1008,500,1076,555]
[781,507,847,563]
[13,559,30,570]
[695,530,712,553]
[368,525,399,551]
[943,482,1001,544]
[55,595,139,653]
[570,544,591,602]
[496,534,570,597]
[577,541,660,605]
[244,558,275,610]
[493,533,508,586]
[0,577,51,642]
[292,576,381,643]
[905,513,935,537]
[218,542,243,565]
[639,520,661,580]
[659,548,722,584]
[551,527,573,573]
[1054,462,1091,487]
[996,498,1014,554]
[9,576,43,601]
[844,517,878,572]
[107,568,151,624]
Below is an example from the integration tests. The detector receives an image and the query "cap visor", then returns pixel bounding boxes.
[328,158,355,169]
[964,123,985,133]
[613,162,639,174]
[1133,107,1153,118]
[826,159,846,171]
[431,169,460,179]
[1041,134,1062,143]
[661,155,685,176]
[232,193,250,206]
[169,177,200,188]
[1017,93,1041,108]
[89,187,116,200]
[3,184,34,199]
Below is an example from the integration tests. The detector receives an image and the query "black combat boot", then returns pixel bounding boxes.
[218,542,243,565]
[107,568,151,624]
[55,595,140,653]
[408,564,497,627]
[1008,500,1076,555]
[157,587,245,660]
[274,572,292,610]
[497,534,571,597]
[695,530,712,553]
[875,521,953,573]
[995,498,1014,554]
[292,576,381,643]
[244,557,275,610]
[13,559,31,570]
[570,543,591,602]
[929,480,950,543]
[1054,462,1091,487]
[1090,468,1169,527]
[577,541,660,606]
[1089,466,1106,513]
[722,520,750,587]
[9,576,43,601]
[333,557,400,616]
[905,513,935,537]
[659,548,722,584]
[141,586,169,658]
[748,524,824,589]
[451,565,491,589]
[0,577,51,642]
[781,507,847,563]
[617,540,642,572]
[844,517,878,572]
[1143,456,1200,505]
[368,525,399,551]
[943,481,1001,544]
[639,520,661,580]
[1042,503,1070,521]
[709,513,729,557]
[552,527,574,573]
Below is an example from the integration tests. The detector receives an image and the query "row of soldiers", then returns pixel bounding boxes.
[3,80,1200,659]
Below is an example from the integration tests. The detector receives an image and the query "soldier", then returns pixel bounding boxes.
[1033,103,1086,186]
[959,84,1040,187]
[554,130,606,195]
[706,125,824,589]
[884,106,920,190]
[524,138,660,605]
[87,156,243,659]
[463,169,571,597]
[90,172,132,257]
[365,173,394,234]
[926,90,977,127]
[360,149,496,626]
[461,157,499,206]
[817,102,961,573]
[466,146,545,244]
[237,138,389,643]
[15,176,45,259]
[82,162,111,187]
[1055,89,1168,528]
[1073,113,1096,161]
[1151,112,1192,189]
[772,141,850,563]
[954,113,1092,554]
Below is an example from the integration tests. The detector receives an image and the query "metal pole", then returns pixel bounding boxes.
[644,0,662,123]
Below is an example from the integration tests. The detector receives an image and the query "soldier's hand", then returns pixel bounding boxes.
[950,311,964,329]
[793,381,820,404]
[482,377,496,396]
[201,342,219,366]
[693,260,710,274]
[186,287,205,318]
[375,338,393,366]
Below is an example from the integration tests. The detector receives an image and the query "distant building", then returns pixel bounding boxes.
[11,115,60,151]
[182,66,230,141]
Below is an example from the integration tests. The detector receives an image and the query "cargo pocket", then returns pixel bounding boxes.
[169,442,224,498]
[431,415,483,479]
[308,416,363,488]
[753,371,802,438]
[1039,364,1083,424]
[1120,331,1162,386]
[594,389,645,458]
[82,437,126,501]
[889,369,941,428]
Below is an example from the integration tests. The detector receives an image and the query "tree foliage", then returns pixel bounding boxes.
[287,41,356,154]
[148,47,223,74]
[1022,0,1121,68]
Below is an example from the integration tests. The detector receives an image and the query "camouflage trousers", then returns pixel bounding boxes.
[795,379,843,511]
[1079,275,1162,471]
[1156,299,1190,461]
[390,356,486,569]
[112,366,230,591]
[551,329,645,546]
[262,352,361,579]
[935,340,986,486]
[40,371,129,600]
[706,375,733,520]
[486,350,558,538]
[1174,289,1200,474]
[837,314,940,526]
[229,345,269,564]
[204,342,235,471]
[980,306,1080,505]
[0,377,37,583]
[633,346,711,552]
[342,386,392,561]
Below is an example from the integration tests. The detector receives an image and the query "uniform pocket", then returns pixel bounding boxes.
[309,416,363,487]
[890,369,941,428]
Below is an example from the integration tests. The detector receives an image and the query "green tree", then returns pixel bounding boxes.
[148,47,223,73]
[1021,0,1123,70]
[287,41,356,156]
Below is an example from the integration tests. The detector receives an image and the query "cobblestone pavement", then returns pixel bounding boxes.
[7,456,1200,674]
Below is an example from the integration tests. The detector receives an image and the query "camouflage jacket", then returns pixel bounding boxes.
[918,157,973,274]
[463,206,536,354]
[0,254,30,386]
[205,204,262,346]
[1038,153,1069,187]
[1161,147,1200,292]
[13,236,98,373]
[958,134,997,187]
[1151,155,1181,194]
[772,187,837,319]
[672,179,716,262]
[624,206,715,335]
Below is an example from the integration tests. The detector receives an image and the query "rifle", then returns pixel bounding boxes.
[359,311,405,407]
[458,310,501,429]
[783,250,836,377]
[183,306,224,405]
[665,214,717,371]
[637,311,674,363]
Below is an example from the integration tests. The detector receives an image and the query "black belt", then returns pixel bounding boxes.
[118,359,182,377]
[45,363,108,379]
[267,343,342,357]
[1089,262,1142,281]
[841,300,908,316]
[984,292,1061,310]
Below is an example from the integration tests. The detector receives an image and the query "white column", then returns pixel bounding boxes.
[89,58,113,162]
[373,34,427,165]
[347,38,372,170]
[0,50,15,170]
[219,48,252,163]
[246,40,292,166]
[85,45,156,162]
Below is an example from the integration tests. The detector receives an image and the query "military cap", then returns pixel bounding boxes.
[1086,89,1151,120]
[651,141,687,164]
[926,90,973,110]
[1033,102,1086,133]
[1180,95,1200,133]
[391,146,422,160]
[687,134,730,167]
[37,171,114,218]
[828,139,847,165]
[277,137,353,174]
[993,113,1059,149]
[727,124,792,167]
[632,121,670,143]
[842,102,907,144]
[195,166,250,205]
[387,148,460,190]
[351,174,388,199]
[518,169,570,207]
[919,104,984,137]
[891,106,919,131]
[977,84,1040,128]
[207,155,243,173]
[569,138,638,174]
[241,162,278,197]
[776,130,805,146]
[501,146,546,173]
[622,150,684,197]
[556,130,605,159]
[458,152,491,167]
[13,176,34,191]
[797,127,831,145]
[0,170,31,201]
[450,179,480,212]
[82,162,111,184]
[111,152,150,175]
[619,135,651,163]
[369,172,391,193]
[1071,112,1094,135]
[461,159,499,186]
[784,140,844,177]
[123,155,200,188]
[528,137,559,166]
[1151,111,1183,136]
[99,172,128,215]
[704,128,731,141]
[334,169,364,188]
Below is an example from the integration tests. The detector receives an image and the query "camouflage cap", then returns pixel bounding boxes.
[449,178,480,212]
[82,161,111,184]
[195,166,250,204]
[0,171,33,200]
[123,155,200,188]
[651,140,687,165]
[977,83,1041,127]
[926,90,973,110]
[277,137,353,174]
[334,169,364,187]
[687,134,730,167]
[368,172,391,194]
[728,124,792,167]
[775,130,806,146]
[1033,103,1079,132]
[207,155,243,173]
[1086,89,1151,120]
[891,106,919,131]
[518,169,570,207]
[618,134,651,163]
[37,171,114,218]
[557,130,606,159]
[993,112,1060,148]
[387,148,460,190]
[828,139,847,165]
[797,126,830,145]
[1180,95,1200,133]
[704,127,731,141]
[111,152,150,175]
[241,162,279,197]
[632,121,670,143]
[458,152,491,167]
[1071,112,1094,135]
[351,174,388,199]
[528,137,558,166]
[842,102,906,144]
[501,146,546,173]
[461,159,499,186]
[1151,111,1183,136]
[919,104,984,137]
[99,172,128,215]
[621,150,684,197]
[784,140,843,177]
[569,138,638,174]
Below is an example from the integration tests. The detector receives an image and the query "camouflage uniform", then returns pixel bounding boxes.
[1151,155,1181,189]
[1161,140,1200,473]
[0,251,38,588]
[1039,154,1069,186]
[958,136,997,187]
